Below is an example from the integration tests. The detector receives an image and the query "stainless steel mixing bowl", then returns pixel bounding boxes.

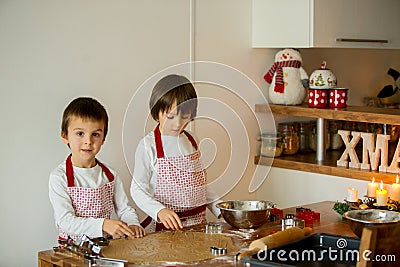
[343,209,400,238]
[216,200,275,229]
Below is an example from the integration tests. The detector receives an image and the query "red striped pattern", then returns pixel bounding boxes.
[264,60,301,93]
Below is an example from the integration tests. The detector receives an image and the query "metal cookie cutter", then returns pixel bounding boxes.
[205,223,222,234]
[210,246,227,256]
[281,217,305,230]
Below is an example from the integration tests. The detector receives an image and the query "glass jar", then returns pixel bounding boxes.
[329,120,343,150]
[382,124,400,143]
[278,122,299,155]
[260,133,284,157]
[256,132,262,156]
[310,121,330,151]
[342,121,356,132]
[356,122,368,133]
[368,123,382,141]
[298,121,312,153]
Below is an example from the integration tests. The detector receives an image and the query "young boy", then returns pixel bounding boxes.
[49,97,145,241]
[131,74,221,232]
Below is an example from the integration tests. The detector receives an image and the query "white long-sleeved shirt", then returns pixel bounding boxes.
[130,131,221,221]
[49,160,140,238]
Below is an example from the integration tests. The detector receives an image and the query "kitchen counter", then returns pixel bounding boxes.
[38,201,355,267]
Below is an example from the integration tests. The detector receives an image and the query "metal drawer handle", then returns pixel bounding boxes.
[336,38,388,43]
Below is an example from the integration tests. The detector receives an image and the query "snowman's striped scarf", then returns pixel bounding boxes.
[264,60,301,93]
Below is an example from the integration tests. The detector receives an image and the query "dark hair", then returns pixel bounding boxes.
[61,97,108,140]
[149,74,198,121]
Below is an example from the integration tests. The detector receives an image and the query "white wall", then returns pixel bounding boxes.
[1,0,399,266]
[0,1,190,266]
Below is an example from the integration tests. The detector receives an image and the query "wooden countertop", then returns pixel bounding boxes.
[38,201,355,267]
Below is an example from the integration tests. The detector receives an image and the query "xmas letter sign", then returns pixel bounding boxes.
[337,130,400,174]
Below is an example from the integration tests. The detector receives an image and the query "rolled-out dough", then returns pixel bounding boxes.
[101,231,238,264]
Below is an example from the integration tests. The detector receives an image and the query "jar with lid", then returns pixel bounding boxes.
[260,133,284,157]
[256,131,262,156]
[356,122,369,133]
[329,120,343,150]
[342,121,356,132]
[310,121,330,151]
[278,122,299,155]
[368,123,382,141]
[382,124,400,143]
[298,121,312,153]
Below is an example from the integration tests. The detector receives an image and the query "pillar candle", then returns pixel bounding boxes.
[390,175,400,202]
[346,187,358,202]
[376,180,388,206]
[367,177,378,198]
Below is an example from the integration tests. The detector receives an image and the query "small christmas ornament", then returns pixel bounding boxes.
[264,48,308,105]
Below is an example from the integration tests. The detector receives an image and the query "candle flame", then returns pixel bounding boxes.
[372,177,375,183]
[380,180,384,190]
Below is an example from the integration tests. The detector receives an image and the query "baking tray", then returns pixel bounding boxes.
[242,233,360,267]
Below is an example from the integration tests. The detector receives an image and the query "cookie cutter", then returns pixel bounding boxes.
[281,217,305,230]
[210,246,227,256]
[205,223,222,234]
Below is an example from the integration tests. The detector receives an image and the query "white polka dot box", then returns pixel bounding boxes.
[308,88,348,108]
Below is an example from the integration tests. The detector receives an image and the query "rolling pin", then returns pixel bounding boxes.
[237,227,312,260]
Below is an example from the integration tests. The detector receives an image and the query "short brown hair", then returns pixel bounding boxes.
[61,97,108,140]
[149,74,198,121]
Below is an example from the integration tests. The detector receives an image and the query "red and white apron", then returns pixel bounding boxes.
[141,125,207,232]
[58,154,115,241]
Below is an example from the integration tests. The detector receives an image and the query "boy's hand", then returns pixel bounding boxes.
[157,208,183,230]
[128,225,146,238]
[103,219,136,239]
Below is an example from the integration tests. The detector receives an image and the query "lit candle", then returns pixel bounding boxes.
[390,175,400,202]
[346,187,358,202]
[376,180,388,206]
[367,177,378,198]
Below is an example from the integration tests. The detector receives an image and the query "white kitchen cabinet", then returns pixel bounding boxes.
[252,0,400,49]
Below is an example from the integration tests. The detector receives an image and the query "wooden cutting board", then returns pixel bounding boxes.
[101,231,239,264]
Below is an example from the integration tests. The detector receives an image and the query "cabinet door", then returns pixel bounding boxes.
[253,0,400,49]
[313,0,400,49]
[252,0,311,48]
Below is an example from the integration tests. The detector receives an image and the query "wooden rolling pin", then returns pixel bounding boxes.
[237,227,312,260]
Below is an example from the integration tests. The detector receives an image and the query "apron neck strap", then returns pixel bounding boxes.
[65,154,114,187]
[183,131,198,150]
[154,125,198,159]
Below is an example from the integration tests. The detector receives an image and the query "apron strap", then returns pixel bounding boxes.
[97,161,114,182]
[140,204,207,230]
[66,155,75,187]
[154,125,165,158]
[154,125,198,159]
[65,154,114,187]
[182,131,198,150]
[140,216,153,228]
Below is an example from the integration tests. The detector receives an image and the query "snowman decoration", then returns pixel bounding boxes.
[264,48,308,105]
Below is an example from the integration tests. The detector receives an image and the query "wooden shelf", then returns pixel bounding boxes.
[255,103,400,183]
[255,153,397,185]
[256,103,400,125]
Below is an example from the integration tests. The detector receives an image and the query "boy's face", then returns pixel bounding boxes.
[62,116,105,168]
[158,102,191,136]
